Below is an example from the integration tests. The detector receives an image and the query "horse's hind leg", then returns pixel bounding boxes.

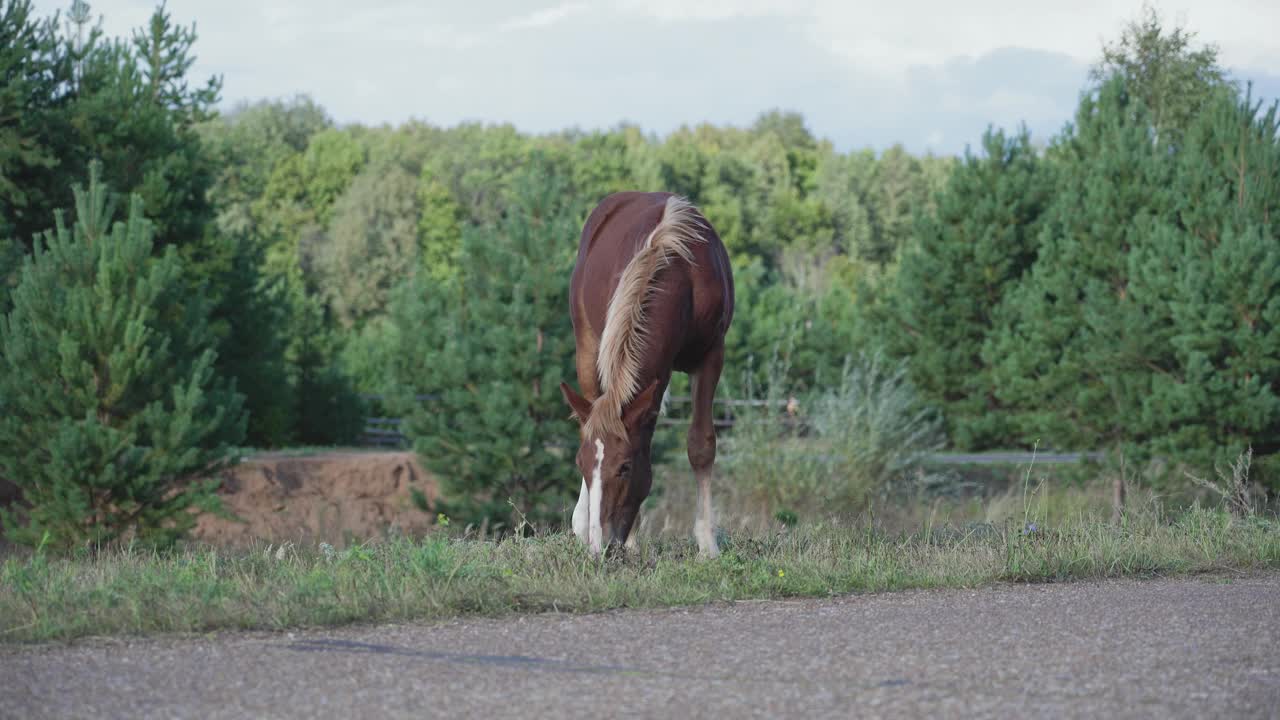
[687,342,724,557]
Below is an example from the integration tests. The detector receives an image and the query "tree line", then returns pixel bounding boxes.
[0,1,1276,544]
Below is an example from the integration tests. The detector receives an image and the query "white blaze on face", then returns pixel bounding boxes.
[572,478,588,541]
[588,438,605,555]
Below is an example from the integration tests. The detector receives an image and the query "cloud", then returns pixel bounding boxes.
[337,8,1094,154]
[614,0,808,23]
[26,0,1280,155]
[500,2,592,31]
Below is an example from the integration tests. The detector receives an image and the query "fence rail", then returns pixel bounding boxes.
[356,393,790,447]
[361,418,408,448]
[356,394,1099,465]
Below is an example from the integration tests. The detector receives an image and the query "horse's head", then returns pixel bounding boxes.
[559,379,663,555]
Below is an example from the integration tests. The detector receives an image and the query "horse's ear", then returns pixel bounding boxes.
[623,379,662,427]
[560,382,592,424]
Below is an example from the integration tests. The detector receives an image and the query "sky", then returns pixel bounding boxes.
[32,0,1280,155]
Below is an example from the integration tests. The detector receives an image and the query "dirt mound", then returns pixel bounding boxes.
[192,451,438,547]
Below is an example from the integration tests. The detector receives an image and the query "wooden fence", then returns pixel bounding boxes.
[359,394,435,448]
[358,393,792,448]
[356,394,1098,465]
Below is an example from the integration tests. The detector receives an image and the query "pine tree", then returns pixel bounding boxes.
[290,291,365,446]
[5,2,288,448]
[246,125,367,445]
[887,127,1050,449]
[130,1,221,127]
[986,77,1172,449]
[0,0,74,246]
[200,229,296,446]
[197,98,335,447]
[0,163,246,548]
[1107,86,1280,470]
[385,153,578,531]
[987,74,1280,480]
[64,2,221,253]
[0,235,20,312]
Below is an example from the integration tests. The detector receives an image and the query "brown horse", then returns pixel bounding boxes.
[559,192,734,557]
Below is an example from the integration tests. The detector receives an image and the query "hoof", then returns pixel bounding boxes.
[695,520,719,558]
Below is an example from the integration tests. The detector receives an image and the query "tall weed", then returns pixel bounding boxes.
[719,349,946,520]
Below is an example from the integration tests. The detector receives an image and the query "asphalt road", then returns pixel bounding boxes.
[4,574,1279,719]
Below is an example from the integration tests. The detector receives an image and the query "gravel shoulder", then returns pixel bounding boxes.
[4,573,1279,719]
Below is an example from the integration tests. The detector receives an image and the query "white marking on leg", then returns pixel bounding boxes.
[695,472,719,557]
[589,439,605,555]
[572,478,588,541]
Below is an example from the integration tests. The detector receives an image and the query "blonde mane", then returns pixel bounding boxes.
[584,195,706,439]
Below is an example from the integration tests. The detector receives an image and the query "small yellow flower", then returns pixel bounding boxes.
[777,569,785,577]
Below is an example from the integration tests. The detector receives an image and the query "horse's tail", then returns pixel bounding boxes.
[590,195,707,436]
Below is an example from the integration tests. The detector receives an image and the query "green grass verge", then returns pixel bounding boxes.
[3,508,1278,645]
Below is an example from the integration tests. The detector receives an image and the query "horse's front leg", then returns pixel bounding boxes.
[687,342,724,557]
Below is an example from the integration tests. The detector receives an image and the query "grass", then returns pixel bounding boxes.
[5,352,1276,646]
[3,503,1278,645]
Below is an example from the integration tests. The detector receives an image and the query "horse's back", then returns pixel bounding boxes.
[570,192,733,378]
[574,191,671,266]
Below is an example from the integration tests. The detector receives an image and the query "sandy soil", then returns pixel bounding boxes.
[190,451,438,547]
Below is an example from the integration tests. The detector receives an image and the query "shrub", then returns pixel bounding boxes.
[720,349,945,518]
